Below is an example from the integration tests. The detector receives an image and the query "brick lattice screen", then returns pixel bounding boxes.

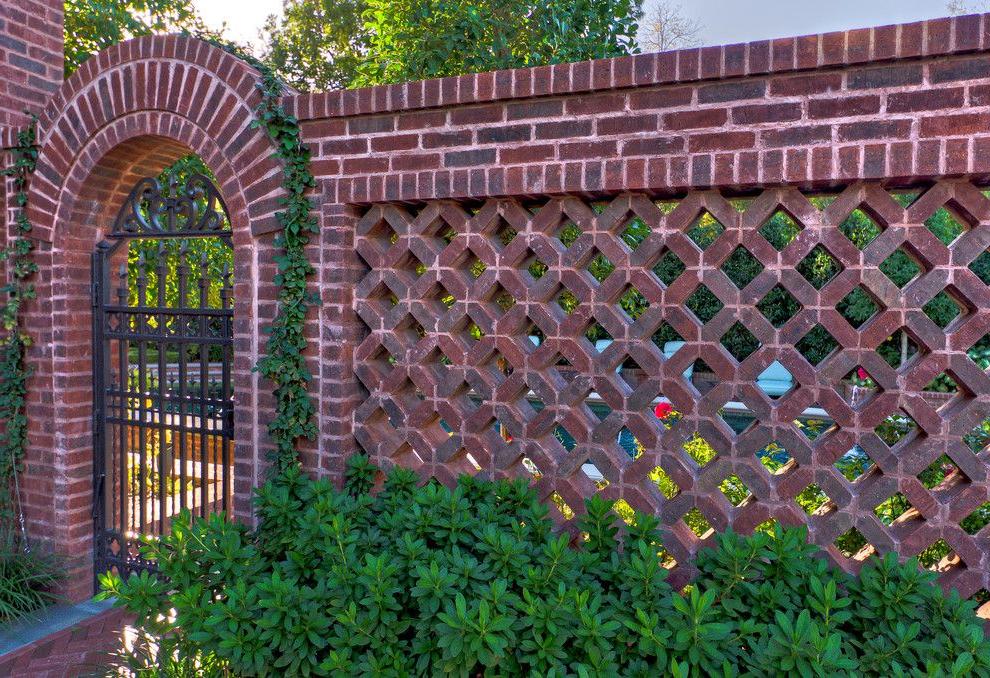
[353,181,990,598]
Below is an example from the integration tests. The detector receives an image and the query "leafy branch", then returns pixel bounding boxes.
[0,120,39,537]
[198,37,319,471]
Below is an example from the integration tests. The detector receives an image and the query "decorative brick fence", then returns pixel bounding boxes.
[5,0,990,622]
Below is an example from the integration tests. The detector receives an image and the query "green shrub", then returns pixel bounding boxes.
[101,457,990,676]
[0,540,62,624]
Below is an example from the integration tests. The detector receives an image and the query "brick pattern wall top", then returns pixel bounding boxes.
[0,0,62,129]
[300,49,990,205]
[288,13,990,121]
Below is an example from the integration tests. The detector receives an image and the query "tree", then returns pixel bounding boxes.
[63,0,222,75]
[947,1,990,14]
[638,1,702,53]
[261,0,366,92]
[353,0,643,86]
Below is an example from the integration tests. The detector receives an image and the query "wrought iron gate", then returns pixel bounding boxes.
[92,174,234,584]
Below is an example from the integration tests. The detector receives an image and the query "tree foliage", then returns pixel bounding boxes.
[263,0,645,90]
[638,1,702,52]
[262,0,366,91]
[355,0,644,86]
[63,0,221,75]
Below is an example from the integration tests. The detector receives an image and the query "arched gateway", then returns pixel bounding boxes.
[92,173,235,581]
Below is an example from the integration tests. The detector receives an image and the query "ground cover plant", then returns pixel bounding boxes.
[101,456,990,676]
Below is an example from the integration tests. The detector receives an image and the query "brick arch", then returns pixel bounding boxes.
[20,36,286,601]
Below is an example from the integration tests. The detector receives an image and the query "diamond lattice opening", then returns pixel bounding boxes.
[842,366,879,408]
[838,286,880,329]
[495,222,517,248]
[550,492,575,520]
[797,412,838,443]
[924,372,960,395]
[880,248,923,288]
[967,333,990,370]
[464,253,486,279]
[757,441,793,475]
[969,250,990,284]
[590,326,613,350]
[721,322,760,362]
[963,502,990,535]
[653,249,686,287]
[683,433,718,467]
[970,590,990,618]
[965,418,990,454]
[720,474,751,506]
[835,448,875,481]
[873,493,915,525]
[683,508,714,538]
[721,246,763,288]
[526,252,550,280]
[691,359,716,395]
[652,322,684,354]
[923,289,965,329]
[687,211,725,250]
[796,325,839,365]
[620,217,651,250]
[797,484,833,515]
[757,362,794,399]
[839,208,883,249]
[757,285,800,327]
[555,289,579,315]
[926,206,968,246]
[918,454,965,492]
[650,466,680,499]
[553,425,577,452]
[875,410,918,448]
[920,539,961,572]
[878,329,922,370]
[797,245,843,289]
[555,219,583,247]
[586,251,616,284]
[685,285,723,324]
[618,286,649,322]
[489,284,516,315]
[759,210,803,250]
[464,322,485,343]
[834,527,872,559]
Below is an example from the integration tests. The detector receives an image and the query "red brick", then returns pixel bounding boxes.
[886,88,965,113]
[664,108,727,130]
[730,102,802,124]
[762,125,832,147]
[920,113,990,138]
[808,95,880,119]
[688,131,755,152]
[837,119,911,142]
[597,114,658,135]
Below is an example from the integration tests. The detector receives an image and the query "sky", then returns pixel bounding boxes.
[192,0,975,52]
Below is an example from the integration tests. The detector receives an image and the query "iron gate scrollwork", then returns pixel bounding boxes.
[92,173,234,586]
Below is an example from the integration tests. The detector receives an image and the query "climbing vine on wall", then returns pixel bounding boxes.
[201,37,319,470]
[0,122,38,536]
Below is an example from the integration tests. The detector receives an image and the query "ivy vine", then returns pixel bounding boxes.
[0,121,38,539]
[199,37,319,471]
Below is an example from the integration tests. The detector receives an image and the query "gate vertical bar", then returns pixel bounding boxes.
[90,242,110,583]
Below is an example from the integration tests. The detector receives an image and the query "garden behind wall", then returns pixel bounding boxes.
[6,0,990,605]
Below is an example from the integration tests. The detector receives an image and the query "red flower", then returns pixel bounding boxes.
[856,367,868,381]
[654,402,674,420]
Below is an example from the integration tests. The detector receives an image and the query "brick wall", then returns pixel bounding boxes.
[3,12,990,602]
[0,0,62,128]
